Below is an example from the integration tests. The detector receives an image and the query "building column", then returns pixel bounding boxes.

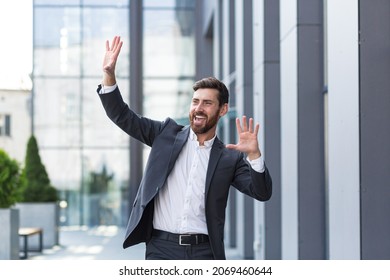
[280,0,326,259]
[235,0,255,259]
[128,0,143,216]
[222,0,237,249]
[263,0,281,260]
[327,0,360,259]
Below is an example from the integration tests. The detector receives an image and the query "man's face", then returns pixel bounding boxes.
[189,88,227,135]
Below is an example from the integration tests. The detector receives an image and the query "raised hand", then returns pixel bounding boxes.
[102,36,123,86]
[226,116,262,160]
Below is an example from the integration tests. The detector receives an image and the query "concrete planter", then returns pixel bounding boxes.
[16,202,59,249]
[0,208,20,259]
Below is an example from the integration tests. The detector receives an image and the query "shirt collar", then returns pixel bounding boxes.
[189,128,216,148]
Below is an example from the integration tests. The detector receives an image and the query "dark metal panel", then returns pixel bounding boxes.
[298,0,323,25]
[195,0,213,80]
[359,0,390,260]
[242,0,254,117]
[297,3,326,259]
[264,63,281,260]
[264,0,282,260]
[128,0,144,218]
[242,0,255,259]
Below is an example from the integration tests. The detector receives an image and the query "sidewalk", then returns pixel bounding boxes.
[28,226,145,260]
[27,226,241,260]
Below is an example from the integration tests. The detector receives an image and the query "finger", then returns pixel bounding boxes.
[111,36,119,50]
[114,36,121,50]
[242,116,248,131]
[249,118,254,133]
[236,118,242,134]
[111,36,122,55]
[106,40,109,51]
[114,41,123,56]
[254,123,260,136]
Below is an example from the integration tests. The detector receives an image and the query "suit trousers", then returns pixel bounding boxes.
[145,234,214,260]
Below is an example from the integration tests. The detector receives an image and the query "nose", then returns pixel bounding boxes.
[194,102,204,112]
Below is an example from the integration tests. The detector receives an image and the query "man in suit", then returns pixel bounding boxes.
[98,36,272,260]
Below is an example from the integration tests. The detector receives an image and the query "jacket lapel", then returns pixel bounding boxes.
[167,126,190,175]
[205,137,224,198]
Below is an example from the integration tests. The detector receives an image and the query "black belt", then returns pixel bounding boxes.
[153,229,209,246]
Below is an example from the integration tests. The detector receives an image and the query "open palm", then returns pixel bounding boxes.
[226,116,262,160]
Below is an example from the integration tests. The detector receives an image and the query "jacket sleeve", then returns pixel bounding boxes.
[232,153,273,201]
[97,85,166,147]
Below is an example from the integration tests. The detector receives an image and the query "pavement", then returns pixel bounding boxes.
[27,226,241,260]
[27,226,145,260]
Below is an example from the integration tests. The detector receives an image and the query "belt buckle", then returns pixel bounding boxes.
[179,234,196,246]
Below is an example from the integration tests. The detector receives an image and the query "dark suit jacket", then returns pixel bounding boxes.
[98,85,272,259]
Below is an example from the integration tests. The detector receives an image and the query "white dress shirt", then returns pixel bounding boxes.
[153,129,265,235]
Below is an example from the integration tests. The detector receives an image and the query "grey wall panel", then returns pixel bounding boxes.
[297,22,326,260]
[264,63,281,260]
[359,0,390,260]
[129,0,144,212]
[264,0,281,260]
[195,0,213,80]
[235,0,255,259]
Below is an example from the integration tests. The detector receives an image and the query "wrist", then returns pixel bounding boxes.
[247,151,261,161]
[102,72,116,86]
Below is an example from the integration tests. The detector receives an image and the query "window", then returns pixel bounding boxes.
[0,114,11,136]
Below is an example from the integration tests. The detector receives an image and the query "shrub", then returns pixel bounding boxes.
[21,135,58,202]
[0,149,23,208]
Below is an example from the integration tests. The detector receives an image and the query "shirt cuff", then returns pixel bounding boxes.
[247,155,265,173]
[99,84,117,94]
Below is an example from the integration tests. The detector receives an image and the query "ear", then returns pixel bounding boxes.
[219,103,228,117]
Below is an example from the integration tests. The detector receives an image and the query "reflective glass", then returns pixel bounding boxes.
[33,1,131,227]
[34,0,80,5]
[34,7,81,76]
[82,78,130,147]
[82,0,129,6]
[143,9,195,77]
[80,148,129,226]
[82,8,129,77]
[40,149,82,192]
[143,78,193,121]
[144,0,195,8]
[34,78,81,147]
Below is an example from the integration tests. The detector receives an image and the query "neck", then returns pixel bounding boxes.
[195,130,216,146]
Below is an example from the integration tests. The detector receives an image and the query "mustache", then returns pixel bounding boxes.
[192,112,207,118]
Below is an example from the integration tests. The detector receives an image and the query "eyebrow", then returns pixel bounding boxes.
[192,98,215,103]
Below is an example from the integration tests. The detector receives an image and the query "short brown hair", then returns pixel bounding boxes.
[193,77,229,106]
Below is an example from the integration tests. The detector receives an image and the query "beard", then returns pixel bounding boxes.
[189,110,220,135]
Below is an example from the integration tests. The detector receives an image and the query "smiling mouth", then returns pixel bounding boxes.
[193,115,206,125]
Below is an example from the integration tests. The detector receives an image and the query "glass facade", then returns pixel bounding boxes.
[33,0,195,227]
[33,1,130,226]
[143,1,195,122]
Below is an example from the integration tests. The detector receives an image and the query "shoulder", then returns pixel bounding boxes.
[214,137,244,160]
[160,117,185,131]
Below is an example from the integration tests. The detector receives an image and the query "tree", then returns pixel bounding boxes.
[88,164,114,194]
[21,135,58,202]
[0,149,23,208]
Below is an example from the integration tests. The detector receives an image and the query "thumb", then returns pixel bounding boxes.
[226,144,238,150]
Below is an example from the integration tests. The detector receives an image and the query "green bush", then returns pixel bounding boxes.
[0,149,23,208]
[21,135,58,202]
